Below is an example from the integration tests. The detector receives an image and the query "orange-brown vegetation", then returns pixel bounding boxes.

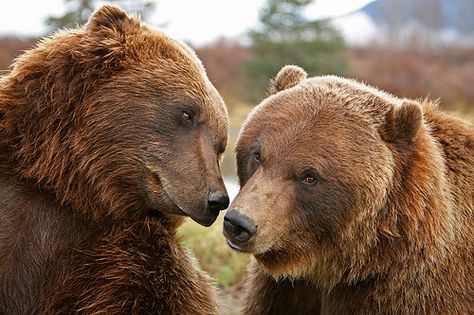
[195,40,251,98]
[349,47,474,114]
[0,37,35,71]
[195,42,474,119]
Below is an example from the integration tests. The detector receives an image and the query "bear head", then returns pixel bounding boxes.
[0,6,229,226]
[224,65,451,287]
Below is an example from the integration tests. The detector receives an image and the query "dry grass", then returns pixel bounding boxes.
[0,37,35,71]
[349,47,474,113]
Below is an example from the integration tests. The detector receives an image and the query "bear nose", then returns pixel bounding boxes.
[207,190,229,212]
[224,208,257,243]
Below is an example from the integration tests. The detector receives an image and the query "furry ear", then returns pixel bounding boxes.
[380,100,422,145]
[268,65,307,95]
[83,6,140,64]
[86,5,137,34]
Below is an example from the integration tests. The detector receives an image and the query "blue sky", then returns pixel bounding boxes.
[0,0,375,45]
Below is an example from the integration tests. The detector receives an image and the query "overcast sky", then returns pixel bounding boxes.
[0,0,375,45]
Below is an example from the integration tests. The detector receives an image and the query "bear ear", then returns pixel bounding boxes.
[380,100,422,145]
[86,5,134,33]
[268,65,307,95]
[83,5,141,63]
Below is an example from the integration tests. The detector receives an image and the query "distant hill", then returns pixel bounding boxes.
[359,0,474,34]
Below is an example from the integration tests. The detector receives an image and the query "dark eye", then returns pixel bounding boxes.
[300,170,320,186]
[181,110,194,125]
[303,175,317,185]
[253,151,261,163]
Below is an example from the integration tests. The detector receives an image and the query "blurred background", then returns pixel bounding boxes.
[1,0,473,312]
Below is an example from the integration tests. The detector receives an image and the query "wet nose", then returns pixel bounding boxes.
[224,208,257,243]
[207,190,229,212]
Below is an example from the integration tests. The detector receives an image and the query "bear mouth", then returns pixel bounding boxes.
[226,239,253,253]
[227,239,244,252]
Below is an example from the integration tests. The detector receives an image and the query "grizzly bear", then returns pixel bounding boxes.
[0,5,229,314]
[224,65,474,314]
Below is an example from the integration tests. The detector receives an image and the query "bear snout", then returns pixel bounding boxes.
[224,208,257,251]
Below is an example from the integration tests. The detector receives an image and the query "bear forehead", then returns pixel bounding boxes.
[85,21,228,132]
[240,107,371,162]
[237,75,403,163]
[135,31,228,123]
[246,75,402,134]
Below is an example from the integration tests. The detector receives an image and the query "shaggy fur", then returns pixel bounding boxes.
[226,65,474,314]
[0,5,228,314]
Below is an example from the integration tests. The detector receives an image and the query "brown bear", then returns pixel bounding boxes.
[0,5,229,314]
[224,65,474,314]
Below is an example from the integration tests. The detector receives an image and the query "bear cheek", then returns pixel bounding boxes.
[253,197,293,254]
[144,171,185,215]
[304,180,359,237]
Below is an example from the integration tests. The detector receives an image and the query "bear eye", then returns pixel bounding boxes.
[181,109,194,125]
[253,151,261,163]
[300,170,320,186]
[303,175,317,185]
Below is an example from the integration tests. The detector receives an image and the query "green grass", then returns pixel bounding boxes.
[178,213,250,288]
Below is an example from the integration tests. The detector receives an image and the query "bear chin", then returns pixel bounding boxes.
[254,247,318,281]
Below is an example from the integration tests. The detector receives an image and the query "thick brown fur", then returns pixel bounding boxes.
[228,65,474,314]
[0,5,229,314]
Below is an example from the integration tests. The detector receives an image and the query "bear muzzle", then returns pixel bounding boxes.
[151,170,229,226]
[179,188,229,227]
